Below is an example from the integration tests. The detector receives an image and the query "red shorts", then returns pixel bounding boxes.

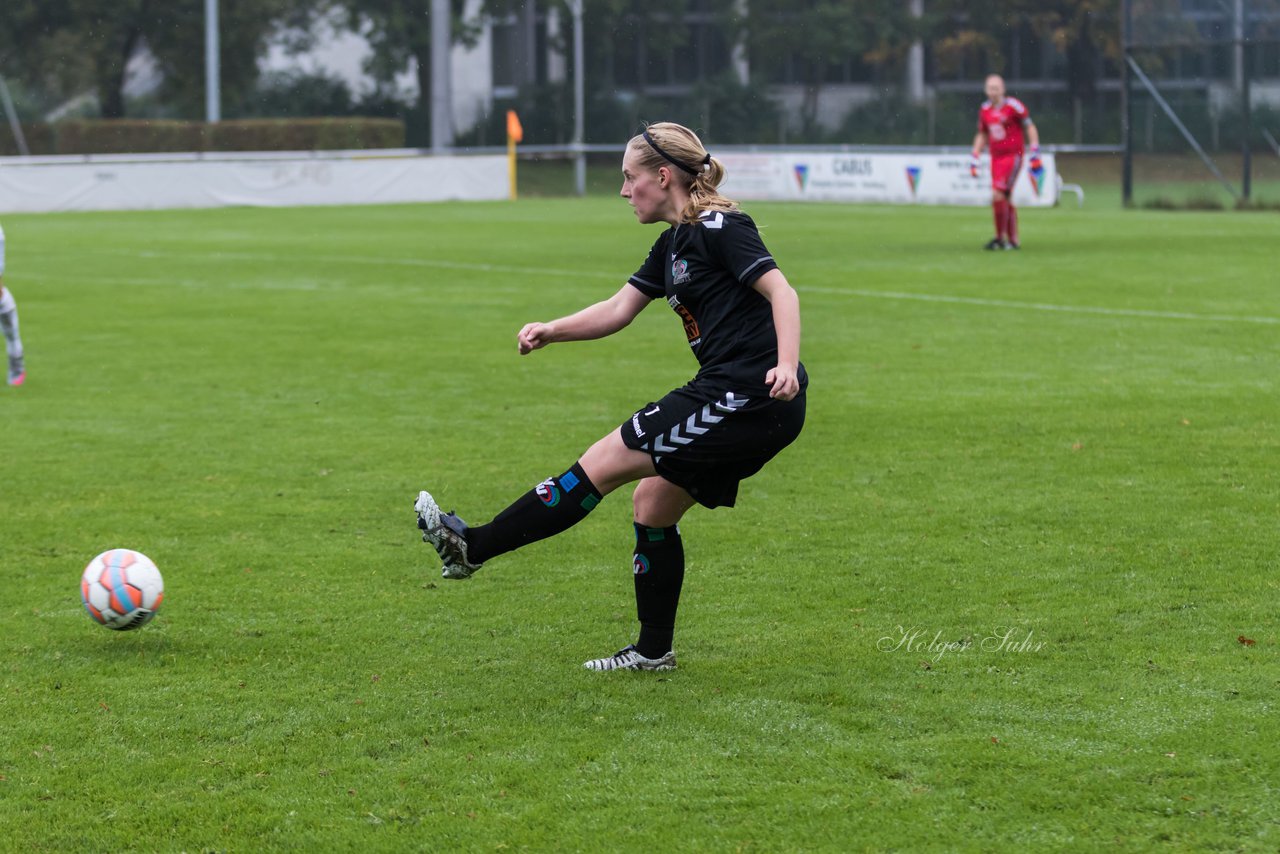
[990,153,1023,193]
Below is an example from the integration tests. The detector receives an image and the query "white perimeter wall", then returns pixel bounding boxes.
[0,152,508,214]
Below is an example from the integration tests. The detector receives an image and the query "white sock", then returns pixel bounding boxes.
[0,289,22,362]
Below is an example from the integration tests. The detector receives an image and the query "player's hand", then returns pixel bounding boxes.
[1028,146,1043,176]
[765,364,800,401]
[517,322,554,355]
[969,154,981,178]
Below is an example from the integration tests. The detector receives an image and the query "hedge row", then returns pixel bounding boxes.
[0,118,405,156]
[0,123,56,156]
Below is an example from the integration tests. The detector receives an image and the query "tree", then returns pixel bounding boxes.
[334,0,479,143]
[2,0,309,119]
[924,0,1007,80]
[143,0,314,118]
[70,0,153,118]
[928,0,1121,105]
[0,0,95,114]
[736,0,919,131]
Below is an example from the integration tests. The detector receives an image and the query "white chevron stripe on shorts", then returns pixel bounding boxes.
[713,392,748,415]
[644,392,749,459]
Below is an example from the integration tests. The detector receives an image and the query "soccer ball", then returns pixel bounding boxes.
[80,549,164,631]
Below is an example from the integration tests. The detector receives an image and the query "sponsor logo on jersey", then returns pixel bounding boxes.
[535,478,561,507]
[905,165,921,195]
[667,295,701,347]
[631,413,645,438]
[671,257,691,285]
[793,163,810,191]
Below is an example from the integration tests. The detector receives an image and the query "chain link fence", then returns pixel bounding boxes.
[1122,0,1280,208]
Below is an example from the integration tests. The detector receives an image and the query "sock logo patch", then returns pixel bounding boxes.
[535,478,561,507]
[633,554,651,575]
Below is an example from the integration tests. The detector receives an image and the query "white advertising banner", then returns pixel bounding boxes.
[0,152,508,213]
[718,151,1057,207]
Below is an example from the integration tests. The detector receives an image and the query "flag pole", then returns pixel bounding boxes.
[508,134,517,201]
[506,110,523,201]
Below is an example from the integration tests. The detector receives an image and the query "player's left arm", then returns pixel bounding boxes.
[750,268,802,401]
[1016,98,1042,165]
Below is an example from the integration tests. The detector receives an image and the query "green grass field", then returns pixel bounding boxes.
[1,196,1276,851]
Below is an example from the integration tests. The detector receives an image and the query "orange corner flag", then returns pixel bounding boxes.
[506,110,523,143]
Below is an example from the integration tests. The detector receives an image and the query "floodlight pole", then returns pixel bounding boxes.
[1120,0,1133,207]
[1233,0,1245,92]
[430,0,454,152]
[569,0,586,196]
[1242,41,1252,201]
[205,0,221,123]
[1236,0,1251,201]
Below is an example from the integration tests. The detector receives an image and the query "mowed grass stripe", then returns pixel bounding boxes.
[36,242,1280,325]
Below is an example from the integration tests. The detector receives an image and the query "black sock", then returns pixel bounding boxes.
[632,522,685,659]
[464,462,603,564]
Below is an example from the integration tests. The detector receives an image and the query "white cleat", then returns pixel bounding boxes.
[583,645,676,672]
[414,490,482,580]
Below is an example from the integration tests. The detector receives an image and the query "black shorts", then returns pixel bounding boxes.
[619,381,806,509]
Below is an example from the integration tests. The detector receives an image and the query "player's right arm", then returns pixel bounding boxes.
[971,128,987,155]
[970,124,987,176]
[518,284,652,354]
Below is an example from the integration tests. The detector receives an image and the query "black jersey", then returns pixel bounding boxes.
[627,210,807,397]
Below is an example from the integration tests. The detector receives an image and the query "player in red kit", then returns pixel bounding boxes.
[970,74,1041,250]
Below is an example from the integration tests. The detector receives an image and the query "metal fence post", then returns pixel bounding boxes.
[205,0,221,123]
[1120,0,1133,207]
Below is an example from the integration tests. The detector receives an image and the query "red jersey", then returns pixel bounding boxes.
[978,97,1030,158]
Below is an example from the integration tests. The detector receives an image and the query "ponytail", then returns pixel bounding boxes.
[682,156,736,224]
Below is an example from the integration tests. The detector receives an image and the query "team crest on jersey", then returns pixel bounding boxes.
[905,165,921,195]
[671,258,691,285]
[633,554,651,575]
[535,478,561,507]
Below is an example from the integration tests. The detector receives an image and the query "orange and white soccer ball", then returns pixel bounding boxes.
[80,549,164,631]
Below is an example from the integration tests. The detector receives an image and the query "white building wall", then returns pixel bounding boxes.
[260,5,493,136]
[770,84,884,133]
[450,0,494,133]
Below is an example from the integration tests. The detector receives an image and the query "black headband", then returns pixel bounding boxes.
[643,129,711,177]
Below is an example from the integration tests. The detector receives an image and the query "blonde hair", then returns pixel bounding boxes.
[627,122,739,224]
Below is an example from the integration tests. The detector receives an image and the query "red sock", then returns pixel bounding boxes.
[1007,205,1019,245]
[992,200,1006,239]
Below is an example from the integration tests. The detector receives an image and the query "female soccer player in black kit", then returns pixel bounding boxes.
[415,121,807,671]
